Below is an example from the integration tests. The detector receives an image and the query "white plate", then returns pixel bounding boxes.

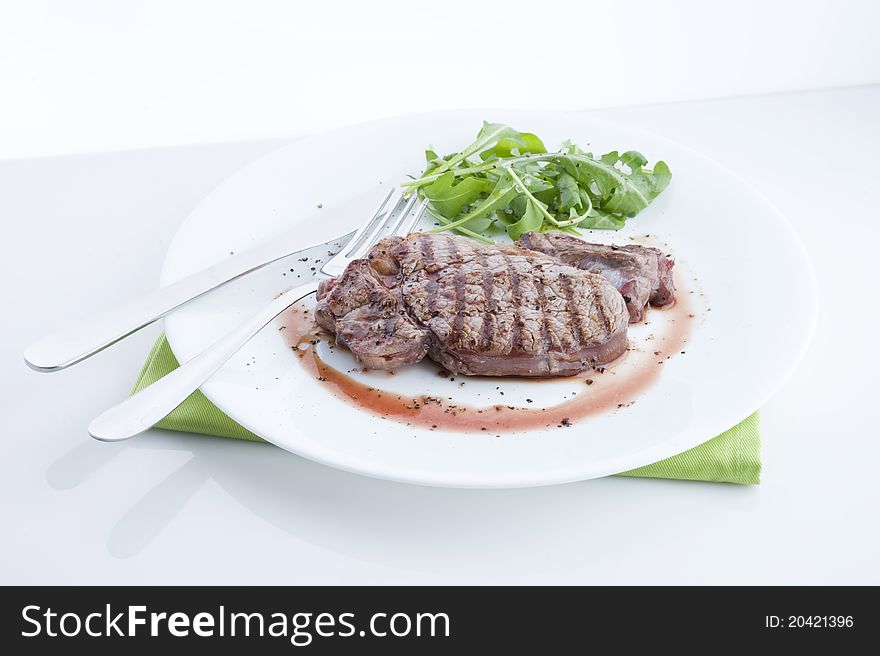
[161,110,817,488]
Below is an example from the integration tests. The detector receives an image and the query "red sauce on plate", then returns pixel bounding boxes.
[278,270,695,434]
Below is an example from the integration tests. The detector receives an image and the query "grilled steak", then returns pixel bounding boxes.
[313,259,430,370]
[315,233,629,376]
[517,232,675,322]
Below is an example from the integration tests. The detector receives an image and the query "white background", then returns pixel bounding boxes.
[2,2,879,584]
[2,0,879,159]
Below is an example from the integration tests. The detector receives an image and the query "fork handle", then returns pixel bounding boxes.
[88,280,321,442]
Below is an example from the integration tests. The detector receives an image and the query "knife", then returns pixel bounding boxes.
[23,230,354,372]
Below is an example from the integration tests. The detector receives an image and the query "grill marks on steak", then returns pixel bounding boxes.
[517,232,675,323]
[314,256,429,370]
[396,235,629,376]
[315,233,629,377]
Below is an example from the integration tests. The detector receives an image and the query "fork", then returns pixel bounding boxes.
[88,190,427,442]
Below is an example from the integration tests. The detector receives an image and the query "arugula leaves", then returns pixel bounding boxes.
[403,121,671,241]
[420,172,488,218]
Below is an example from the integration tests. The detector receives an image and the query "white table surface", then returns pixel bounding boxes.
[2,86,878,585]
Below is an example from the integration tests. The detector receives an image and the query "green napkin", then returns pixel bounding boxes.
[133,335,761,485]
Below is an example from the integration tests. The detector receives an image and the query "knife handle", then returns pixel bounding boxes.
[23,231,349,372]
[88,280,321,442]
[24,266,258,372]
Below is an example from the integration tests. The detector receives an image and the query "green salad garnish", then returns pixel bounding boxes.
[402,122,671,243]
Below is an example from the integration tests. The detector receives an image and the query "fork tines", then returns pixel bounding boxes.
[342,190,427,261]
